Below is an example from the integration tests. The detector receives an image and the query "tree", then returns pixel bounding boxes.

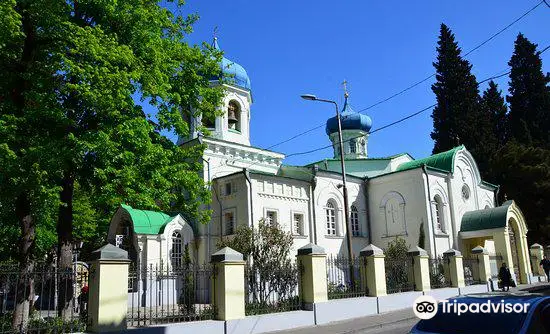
[417,222,425,250]
[218,220,298,310]
[479,81,508,182]
[431,24,486,158]
[384,237,411,293]
[1,0,223,325]
[507,34,550,147]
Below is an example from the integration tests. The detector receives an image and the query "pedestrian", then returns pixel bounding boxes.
[78,285,89,316]
[498,262,512,292]
[540,256,550,282]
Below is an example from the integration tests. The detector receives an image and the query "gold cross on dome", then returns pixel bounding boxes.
[342,80,349,98]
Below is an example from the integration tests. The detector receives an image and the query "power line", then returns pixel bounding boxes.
[259,1,545,152]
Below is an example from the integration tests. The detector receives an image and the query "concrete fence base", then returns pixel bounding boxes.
[122,283,491,334]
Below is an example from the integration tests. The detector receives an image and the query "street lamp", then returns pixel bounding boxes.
[301,93,355,285]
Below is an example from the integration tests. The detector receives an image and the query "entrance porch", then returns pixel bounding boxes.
[459,200,531,284]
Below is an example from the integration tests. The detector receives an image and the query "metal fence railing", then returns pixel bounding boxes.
[326,256,366,299]
[462,257,483,286]
[127,262,214,328]
[0,262,88,334]
[385,257,415,294]
[244,262,301,316]
[429,257,451,289]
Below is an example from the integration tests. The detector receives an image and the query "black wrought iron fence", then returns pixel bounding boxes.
[429,257,451,289]
[462,257,483,285]
[244,261,301,316]
[385,257,415,294]
[127,262,214,328]
[0,262,88,334]
[326,256,366,299]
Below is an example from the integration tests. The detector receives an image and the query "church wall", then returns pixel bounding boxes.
[211,173,250,235]
[314,173,369,257]
[427,172,454,255]
[250,174,312,255]
[368,169,429,255]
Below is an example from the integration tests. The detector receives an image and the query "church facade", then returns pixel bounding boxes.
[108,38,533,284]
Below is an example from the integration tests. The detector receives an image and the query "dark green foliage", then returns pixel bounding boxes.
[418,222,425,250]
[507,34,550,148]
[431,24,483,155]
[384,237,413,293]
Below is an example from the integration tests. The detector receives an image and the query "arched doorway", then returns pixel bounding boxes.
[508,224,521,282]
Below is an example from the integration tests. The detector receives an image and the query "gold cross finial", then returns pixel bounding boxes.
[213,26,219,40]
[342,80,349,98]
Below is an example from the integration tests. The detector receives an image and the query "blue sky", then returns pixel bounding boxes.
[174,0,550,165]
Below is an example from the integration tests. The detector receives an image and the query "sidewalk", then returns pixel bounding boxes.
[266,308,416,334]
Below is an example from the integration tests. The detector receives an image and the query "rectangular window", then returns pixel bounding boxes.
[326,207,336,235]
[265,210,278,225]
[225,182,232,196]
[351,211,360,236]
[293,213,304,235]
[224,211,234,235]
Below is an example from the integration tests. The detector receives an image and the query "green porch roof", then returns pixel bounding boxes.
[121,204,175,235]
[396,146,464,173]
[460,201,513,232]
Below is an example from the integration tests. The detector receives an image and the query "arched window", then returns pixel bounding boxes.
[171,231,183,268]
[350,205,360,236]
[325,201,337,235]
[349,138,356,154]
[227,100,241,132]
[433,195,444,232]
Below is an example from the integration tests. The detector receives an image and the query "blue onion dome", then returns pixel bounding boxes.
[211,37,251,91]
[325,95,372,135]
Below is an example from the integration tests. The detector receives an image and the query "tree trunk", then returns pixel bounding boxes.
[57,173,74,319]
[12,193,35,333]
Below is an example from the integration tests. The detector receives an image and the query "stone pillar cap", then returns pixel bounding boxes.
[408,246,428,257]
[91,244,128,261]
[471,246,488,254]
[530,243,543,249]
[360,244,384,257]
[443,248,462,257]
[211,247,244,262]
[297,243,326,256]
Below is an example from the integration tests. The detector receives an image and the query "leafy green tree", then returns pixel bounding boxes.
[1,0,223,325]
[218,220,298,311]
[431,24,487,159]
[507,34,550,147]
[417,222,425,250]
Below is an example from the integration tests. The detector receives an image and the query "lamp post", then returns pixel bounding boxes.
[301,94,355,286]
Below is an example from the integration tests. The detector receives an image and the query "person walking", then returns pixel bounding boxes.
[498,262,512,292]
[540,256,550,282]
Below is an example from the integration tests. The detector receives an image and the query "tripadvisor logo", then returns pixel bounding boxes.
[413,295,438,320]
[413,295,530,319]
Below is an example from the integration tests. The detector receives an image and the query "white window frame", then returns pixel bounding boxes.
[292,212,305,236]
[433,195,445,233]
[350,205,360,237]
[325,200,337,236]
[171,231,183,268]
[223,208,236,235]
[264,208,279,225]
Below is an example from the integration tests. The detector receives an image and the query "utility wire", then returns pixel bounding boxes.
[259,1,545,152]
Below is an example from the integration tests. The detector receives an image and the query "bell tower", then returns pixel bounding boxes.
[180,36,252,147]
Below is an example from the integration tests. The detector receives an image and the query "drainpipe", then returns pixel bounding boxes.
[363,177,372,244]
[243,169,254,228]
[212,177,223,243]
[202,158,212,258]
[422,165,437,258]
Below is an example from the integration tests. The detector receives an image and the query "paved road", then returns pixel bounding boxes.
[268,308,417,334]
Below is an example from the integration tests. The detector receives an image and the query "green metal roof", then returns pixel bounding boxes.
[396,145,464,173]
[121,204,175,235]
[460,201,513,232]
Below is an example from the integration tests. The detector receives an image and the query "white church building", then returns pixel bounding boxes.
[108,38,532,284]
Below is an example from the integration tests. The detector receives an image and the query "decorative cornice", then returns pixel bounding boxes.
[258,192,309,202]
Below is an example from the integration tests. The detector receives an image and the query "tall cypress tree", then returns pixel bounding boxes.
[507,33,550,147]
[431,24,483,156]
[479,81,508,182]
